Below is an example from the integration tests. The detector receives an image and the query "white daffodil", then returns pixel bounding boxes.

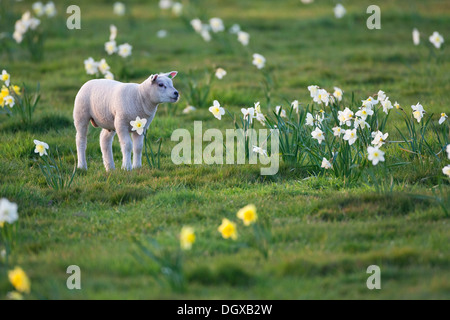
[32,2,45,17]
[343,129,358,145]
[333,87,343,102]
[333,126,343,137]
[394,101,401,110]
[253,146,268,157]
[355,106,374,120]
[412,28,420,46]
[44,2,56,17]
[446,144,450,159]
[429,31,444,49]
[382,99,393,114]
[159,0,172,10]
[256,113,266,126]
[200,27,211,42]
[439,113,448,125]
[371,130,389,148]
[314,89,330,106]
[321,158,332,169]
[362,96,378,109]
[254,102,262,114]
[252,53,266,69]
[237,31,250,46]
[104,71,114,80]
[411,103,425,123]
[130,116,147,135]
[275,106,286,118]
[311,127,325,144]
[84,57,98,75]
[172,2,183,16]
[368,146,385,166]
[190,19,203,33]
[182,106,196,114]
[209,17,224,33]
[113,2,126,16]
[4,95,15,108]
[291,100,299,113]
[34,140,49,156]
[354,117,370,130]
[241,107,255,123]
[308,85,319,99]
[0,198,18,227]
[98,59,110,74]
[157,30,168,38]
[110,25,118,41]
[443,165,450,177]
[305,113,314,126]
[334,4,346,19]
[215,68,227,79]
[338,107,354,126]
[209,100,225,120]
[105,41,117,55]
[229,24,241,34]
[377,90,386,102]
[118,43,132,58]
[1,70,10,87]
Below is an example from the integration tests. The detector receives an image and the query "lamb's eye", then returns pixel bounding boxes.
[158,83,164,88]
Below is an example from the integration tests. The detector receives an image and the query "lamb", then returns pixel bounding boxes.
[73,71,179,171]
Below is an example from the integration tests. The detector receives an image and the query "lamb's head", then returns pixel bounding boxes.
[146,71,179,104]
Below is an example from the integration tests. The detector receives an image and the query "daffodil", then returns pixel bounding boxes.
[105,41,117,55]
[255,113,266,126]
[311,127,325,144]
[3,95,14,108]
[113,2,126,16]
[377,90,386,102]
[446,144,450,159]
[411,103,425,123]
[209,17,224,33]
[237,31,250,46]
[200,28,211,42]
[381,99,393,114]
[252,53,266,69]
[0,198,18,227]
[182,106,196,114]
[190,19,203,33]
[110,25,118,41]
[412,28,420,45]
[354,117,370,129]
[8,267,30,294]
[314,89,330,106]
[241,107,255,123]
[394,101,401,110]
[443,165,450,177]
[291,100,299,113]
[172,2,183,16]
[343,129,358,145]
[130,116,147,135]
[32,2,44,17]
[371,130,389,148]
[34,140,49,156]
[180,226,195,250]
[253,146,268,157]
[104,71,114,80]
[218,218,237,240]
[118,43,132,58]
[254,102,262,114]
[215,68,227,79]
[237,204,258,226]
[84,57,98,75]
[429,31,444,49]
[338,107,353,126]
[439,113,448,125]
[44,2,56,17]
[305,113,314,126]
[367,146,385,165]
[308,85,319,99]
[321,158,332,169]
[1,70,10,87]
[229,24,241,34]
[157,30,168,38]
[98,59,110,74]
[333,87,343,102]
[355,106,374,120]
[209,100,225,120]
[13,85,21,96]
[333,126,343,137]
[159,0,172,10]
[275,106,286,118]
[334,4,346,19]
[362,96,378,109]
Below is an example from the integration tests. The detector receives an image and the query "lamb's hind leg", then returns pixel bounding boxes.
[75,119,89,170]
[100,129,116,171]
[115,122,133,171]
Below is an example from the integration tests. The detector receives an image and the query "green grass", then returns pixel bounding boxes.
[0,0,449,299]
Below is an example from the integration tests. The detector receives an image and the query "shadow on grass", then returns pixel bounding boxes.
[0,115,73,134]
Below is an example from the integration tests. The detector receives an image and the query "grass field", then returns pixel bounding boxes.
[0,0,449,299]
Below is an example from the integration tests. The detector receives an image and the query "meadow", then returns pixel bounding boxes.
[0,0,449,299]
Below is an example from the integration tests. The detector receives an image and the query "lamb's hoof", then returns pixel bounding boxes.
[77,165,87,171]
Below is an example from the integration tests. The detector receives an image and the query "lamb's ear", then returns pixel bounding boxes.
[167,71,178,79]
[150,74,158,83]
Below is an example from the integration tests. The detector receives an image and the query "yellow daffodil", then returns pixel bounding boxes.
[218,218,237,240]
[8,267,30,294]
[237,204,258,226]
[180,226,196,250]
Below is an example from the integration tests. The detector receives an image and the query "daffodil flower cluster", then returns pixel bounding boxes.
[104,25,133,59]
[0,70,21,109]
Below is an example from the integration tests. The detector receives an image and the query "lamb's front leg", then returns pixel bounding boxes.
[132,132,144,169]
[115,123,133,171]
[100,129,116,171]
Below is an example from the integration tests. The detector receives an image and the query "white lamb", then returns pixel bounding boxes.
[73,71,179,171]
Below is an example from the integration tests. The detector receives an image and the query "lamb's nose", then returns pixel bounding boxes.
[174,91,179,97]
